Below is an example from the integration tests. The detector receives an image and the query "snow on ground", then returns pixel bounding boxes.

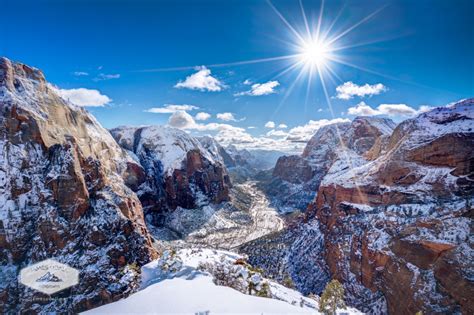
[85,248,362,314]
[85,276,313,314]
[139,125,216,175]
[157,182,285,249]
[110,125,217,175]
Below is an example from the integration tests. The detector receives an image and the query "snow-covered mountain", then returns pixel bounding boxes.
[0,57,156,313]
[246,100,473,314]
[109,125,231,225]
[309,99,474,314]
[226,144,286,171]
[197,135,236,168]
[266,117,396,212]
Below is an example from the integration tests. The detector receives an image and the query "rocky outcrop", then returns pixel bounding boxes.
[269,118,396,212]
[198,136,236,168]
[309,99,474,314]
[273,155,314,184]
[0,57,156,313]
[110,125,231,225]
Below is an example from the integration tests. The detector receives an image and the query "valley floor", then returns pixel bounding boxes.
[150,181,285,250]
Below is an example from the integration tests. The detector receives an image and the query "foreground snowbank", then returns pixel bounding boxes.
[85,248,361,314]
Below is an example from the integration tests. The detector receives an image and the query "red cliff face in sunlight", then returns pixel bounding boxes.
[309,99,474,314]
[0,57,157,313]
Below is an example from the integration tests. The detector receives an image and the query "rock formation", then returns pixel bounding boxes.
[0,57,157,313]
[110,126,231,226]
[309,99,474,314]
[269,117,395,212]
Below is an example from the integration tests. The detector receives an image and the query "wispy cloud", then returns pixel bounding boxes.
[348,101,432,117]
[278,123,288,129]
[336,81,387,100]
[235,80,280,96]
[52,86,111,107]
[175,66,224,92]
[93,73,121,81]
[266,129,288,137]
[145,104,199,114]
[73,71,89,76]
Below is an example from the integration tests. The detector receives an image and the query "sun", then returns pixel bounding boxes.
[299,40,332,67]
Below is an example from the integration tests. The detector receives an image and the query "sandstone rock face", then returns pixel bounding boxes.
[269,118,395,212]
[272,155,314,184]
[0,57,156,313]
[110,125,231,225]
[309,99,474,314]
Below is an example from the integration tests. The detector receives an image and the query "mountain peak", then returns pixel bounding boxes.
[0,57,45,91]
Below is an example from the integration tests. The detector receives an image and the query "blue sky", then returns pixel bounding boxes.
[1,0,473,151]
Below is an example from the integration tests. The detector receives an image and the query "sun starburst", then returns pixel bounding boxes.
[299,39,332,67]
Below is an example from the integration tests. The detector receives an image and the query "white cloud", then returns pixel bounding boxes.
[286,118,350,142]
[93,73,121,81]
[174,66,224,92]
[168,114,352,153]
[145,104,199,114]
[73,71,89,76]
[347,102,380,116]
[266,129,288,137]
[318,108,323,112]
[377,103,417,116]
[336,81,387,100]
[54,87,111,107]
[348,102,433,117]
[217,112,237,121]
[168,110,196,129]
[235,80,280,96]
[265,121,276,128]
[247,126,256,129]
[418,105,434,113]
[278,124,288,129]
[243,79,252,85]
[195,112,211,121]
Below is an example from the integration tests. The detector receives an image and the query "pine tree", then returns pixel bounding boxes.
[319,279,346,315]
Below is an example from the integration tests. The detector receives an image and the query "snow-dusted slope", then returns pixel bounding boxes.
[111,125,216,175]
[110,125,231,223]
[85,248,362,314]
[268,117,396,212]
[0,57,156,313]
[198,135,236,167]
[310,99,474,314]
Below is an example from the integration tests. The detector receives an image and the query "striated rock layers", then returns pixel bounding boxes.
[309,99,474,314]
[270,117,396,212]
[0,57,157,313]
[110,125,231,226]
